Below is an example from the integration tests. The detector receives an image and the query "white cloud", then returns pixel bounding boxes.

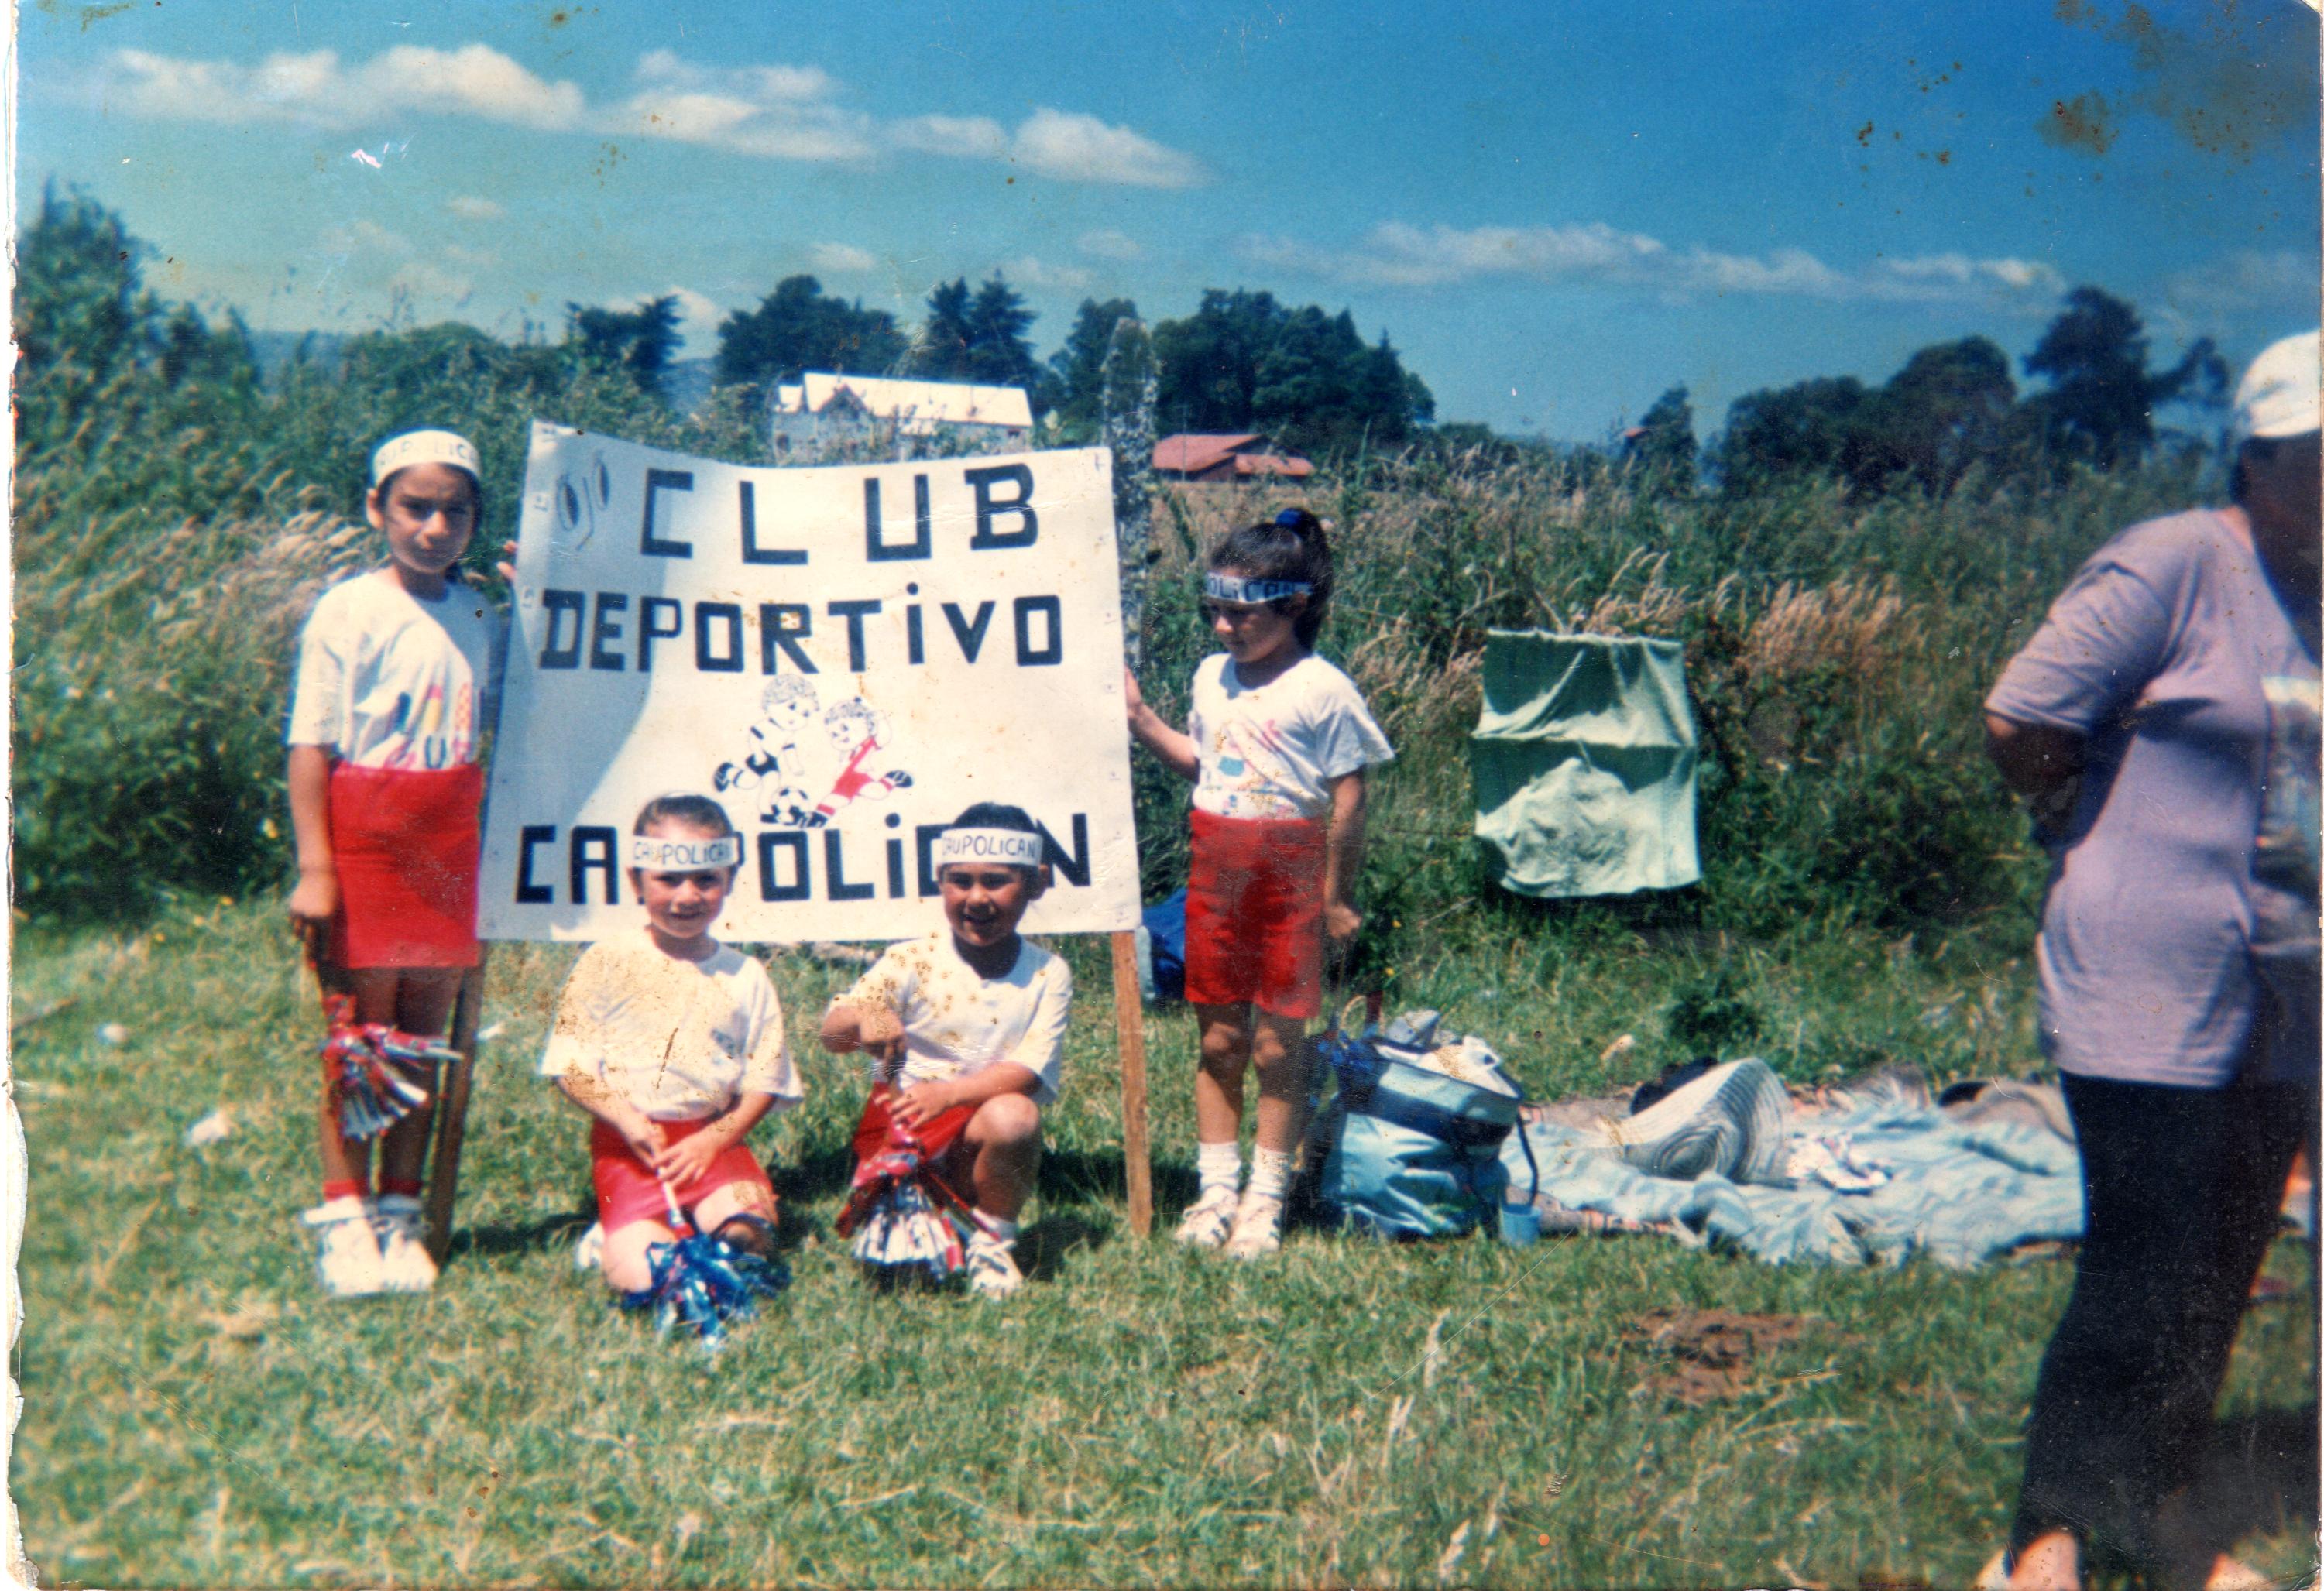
[93,43,1210,187]
[321,217,411,255]
[445,194,505,221]
[389,260,474,302]
[890,114,1010,159]
[808,242,881,275]
[658,286,726,352]
[1076,228,1144,261]
[1873,252,2065,295]
[1001,255,1093,290]
[633,49,834,103]
[1010,108,1207,187]
[609,56,876,163]
[1242,219,2073,307]
[2161,249,2314,316]
[100,44,585,131]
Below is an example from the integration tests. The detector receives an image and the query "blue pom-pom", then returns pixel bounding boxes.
[619,1229,789,1353]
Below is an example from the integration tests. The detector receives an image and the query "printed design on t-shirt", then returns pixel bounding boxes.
[1203,715,1303,819]
[382,679,476,770]
[2257,672,2321,904]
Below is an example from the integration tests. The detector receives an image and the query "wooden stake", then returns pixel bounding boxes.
[1110,929,1154,1238]
[422,950,490,1267]
[1104,315,1161,1240]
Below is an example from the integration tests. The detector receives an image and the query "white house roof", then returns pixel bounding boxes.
[776,372,1032,433]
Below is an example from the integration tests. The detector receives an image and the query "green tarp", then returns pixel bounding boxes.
[1471,631,1701,898]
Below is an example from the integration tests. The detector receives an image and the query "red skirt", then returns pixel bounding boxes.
[327,762,483,969]
[1183,808,1327,1019]
[590,1117,775,1234]
[850,1087,977,1165]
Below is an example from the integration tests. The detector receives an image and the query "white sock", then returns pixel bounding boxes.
[974,1212,1018,1247]
[1196,1141,1242,1200]
[1246,1146,1292,1204]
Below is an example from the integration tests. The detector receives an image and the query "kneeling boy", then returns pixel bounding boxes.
[819,803,1072,1298]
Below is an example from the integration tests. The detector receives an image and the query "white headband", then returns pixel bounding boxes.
[935,828,1045,868]
[1205,571,1312,605]
[629,833,741,871]
[372,429,482,489]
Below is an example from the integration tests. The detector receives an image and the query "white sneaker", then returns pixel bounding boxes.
[1174,1187,1240,1250]
[572,1220,606,1272]
[1224,1192,1285,1260]
[369,1195,439,1294]
[964,1233,1024,1300]
[303,1196,386,1298]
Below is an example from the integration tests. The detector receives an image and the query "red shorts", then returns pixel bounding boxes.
[589,1117,775,1235]
[327,763,482,969]
[1183,808,1327,1020]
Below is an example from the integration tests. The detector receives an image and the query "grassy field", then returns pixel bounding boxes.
[12,897,2315,1589]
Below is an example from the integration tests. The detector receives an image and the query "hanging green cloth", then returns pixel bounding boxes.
[1471,631,1701,898]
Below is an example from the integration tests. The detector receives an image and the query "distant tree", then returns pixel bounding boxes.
[17,184,149,380]
[2020,286,2226,471]
[1626,386,1698,491]
[716,276,907,389]
[909,274,1043,398]
[966,275,1042,392]
[1152,289,1431,456]
[1713,334,2029,498]
[1854,337,2017,495]
[1047,296,1141,435]
[911,278,977,379]
[1713,376,1873,496]
[156,303,259,393]
[567,293,683,394]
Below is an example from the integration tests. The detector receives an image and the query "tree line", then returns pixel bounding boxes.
[1624,287,2229,497]
[573,275,1434,458]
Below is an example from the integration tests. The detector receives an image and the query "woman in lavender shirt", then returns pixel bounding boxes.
[1980,331,2319,1591]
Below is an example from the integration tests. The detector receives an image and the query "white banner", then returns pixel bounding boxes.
[479,421,1140,941]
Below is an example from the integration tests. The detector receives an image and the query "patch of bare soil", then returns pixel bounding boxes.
[1625,1306,1823,1404]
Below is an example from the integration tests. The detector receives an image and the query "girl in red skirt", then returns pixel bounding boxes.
[286,429,503,1298]
[540,795,800,1299]
[1125,509,1393,1257]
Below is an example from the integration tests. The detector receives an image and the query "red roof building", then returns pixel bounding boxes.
[1152,434,1315,482]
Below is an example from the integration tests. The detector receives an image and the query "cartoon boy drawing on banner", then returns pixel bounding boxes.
[714,677,823,827]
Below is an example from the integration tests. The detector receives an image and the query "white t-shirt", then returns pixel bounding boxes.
[836,932,1073,1106]
[1188,653,1395,821]
[287,569,503,770]
[538,931,804,1122]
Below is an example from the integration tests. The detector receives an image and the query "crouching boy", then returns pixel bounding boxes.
[819,803,1072,1298]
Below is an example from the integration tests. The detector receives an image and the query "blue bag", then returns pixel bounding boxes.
[1135,889,1187,1004]
[1313,1004,1540,1240]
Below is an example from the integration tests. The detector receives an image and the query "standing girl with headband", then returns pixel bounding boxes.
[286,428,505,1297]
[1126,509,1394,1257]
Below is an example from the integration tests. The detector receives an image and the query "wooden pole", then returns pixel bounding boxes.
[422,950,489,1267]
[1104,314,1161,1239]
[1111,931,1154,1237]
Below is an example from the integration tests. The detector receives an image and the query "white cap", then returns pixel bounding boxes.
[370,428,483,489]
[2230,331,2321,448]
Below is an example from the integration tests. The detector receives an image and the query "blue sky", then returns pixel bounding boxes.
[18,0,2319,441]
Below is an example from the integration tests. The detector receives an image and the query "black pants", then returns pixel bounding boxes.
[2010,1068,2315,1570]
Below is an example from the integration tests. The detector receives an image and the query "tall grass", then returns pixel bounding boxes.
[1133,451,2204,979]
